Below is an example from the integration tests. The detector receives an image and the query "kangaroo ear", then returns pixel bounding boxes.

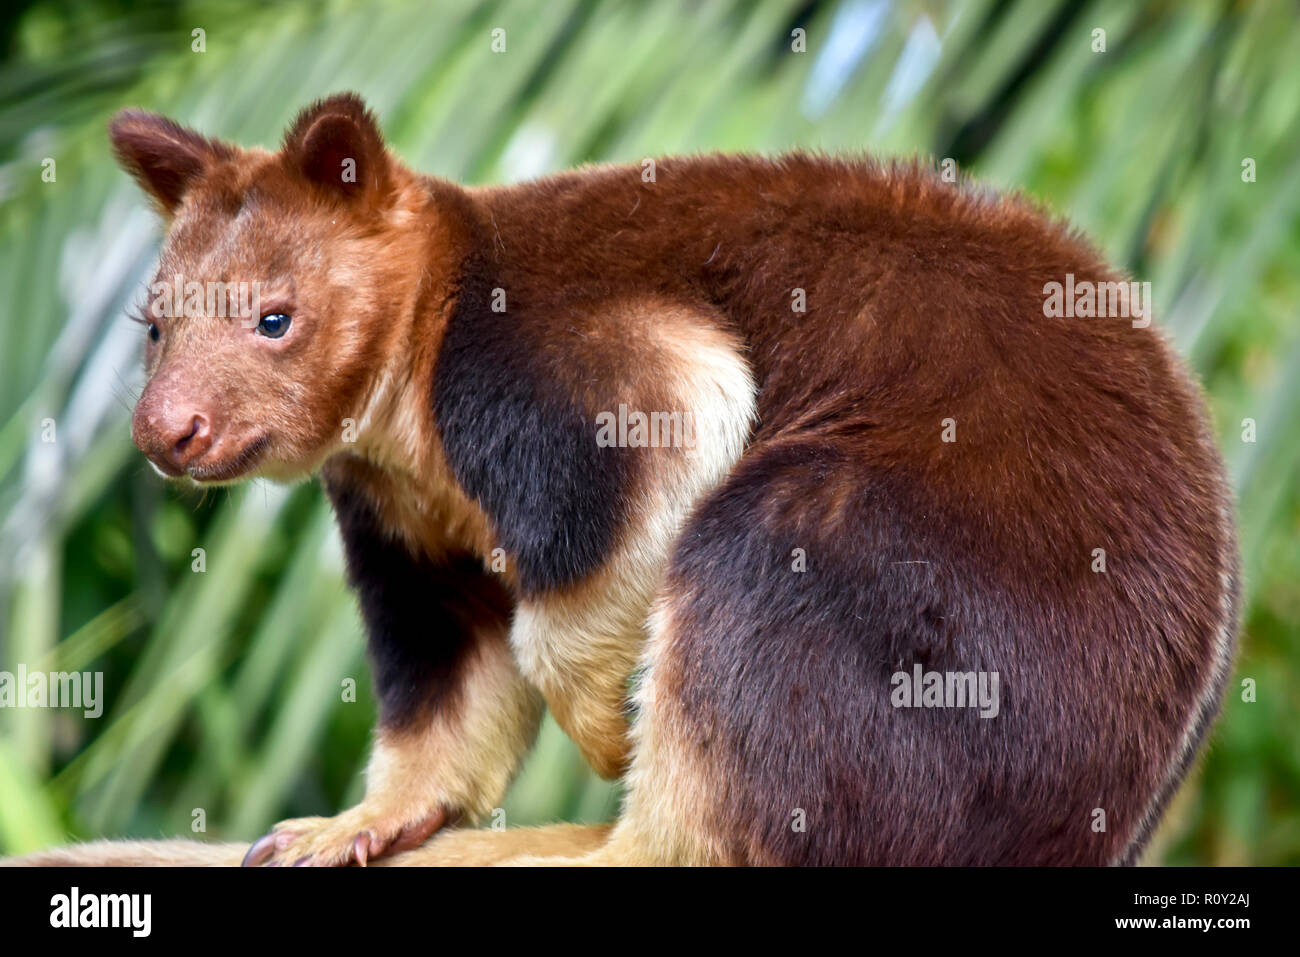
[283,93,392,203]
[109,110,233,215]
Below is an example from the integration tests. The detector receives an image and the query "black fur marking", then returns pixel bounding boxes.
[433,256,632,597]
[326,474,513,730]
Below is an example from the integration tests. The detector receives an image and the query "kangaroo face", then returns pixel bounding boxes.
[111,96,415,484]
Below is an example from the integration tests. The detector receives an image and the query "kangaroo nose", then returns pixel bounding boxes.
[170,413,212,467]
[133,394,214,475]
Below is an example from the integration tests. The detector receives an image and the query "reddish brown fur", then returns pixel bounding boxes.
[12,93,1237,867]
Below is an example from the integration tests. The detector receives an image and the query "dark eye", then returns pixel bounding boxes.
[257,313,291,338]
[148,322,160,343]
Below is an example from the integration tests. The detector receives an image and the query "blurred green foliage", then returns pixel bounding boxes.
[0,0,1296,864]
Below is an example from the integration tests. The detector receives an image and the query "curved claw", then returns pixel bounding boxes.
[241,831,278,868]
[241,807,453,868]
[353,832,372,868]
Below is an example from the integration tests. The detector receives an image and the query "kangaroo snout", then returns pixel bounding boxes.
[132,385,214,475]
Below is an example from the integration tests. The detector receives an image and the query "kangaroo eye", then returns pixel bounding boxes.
[147,323,160,343]
[257,313,291,338]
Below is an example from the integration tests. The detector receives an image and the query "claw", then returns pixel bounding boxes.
[241,831,277,868]
[241,807,451,868]
[354,832,372,868]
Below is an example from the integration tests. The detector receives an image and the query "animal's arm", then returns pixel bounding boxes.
[240,461,543,866]
[331,467,542,818]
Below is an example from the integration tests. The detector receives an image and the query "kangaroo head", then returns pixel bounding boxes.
[110,94,441,483]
